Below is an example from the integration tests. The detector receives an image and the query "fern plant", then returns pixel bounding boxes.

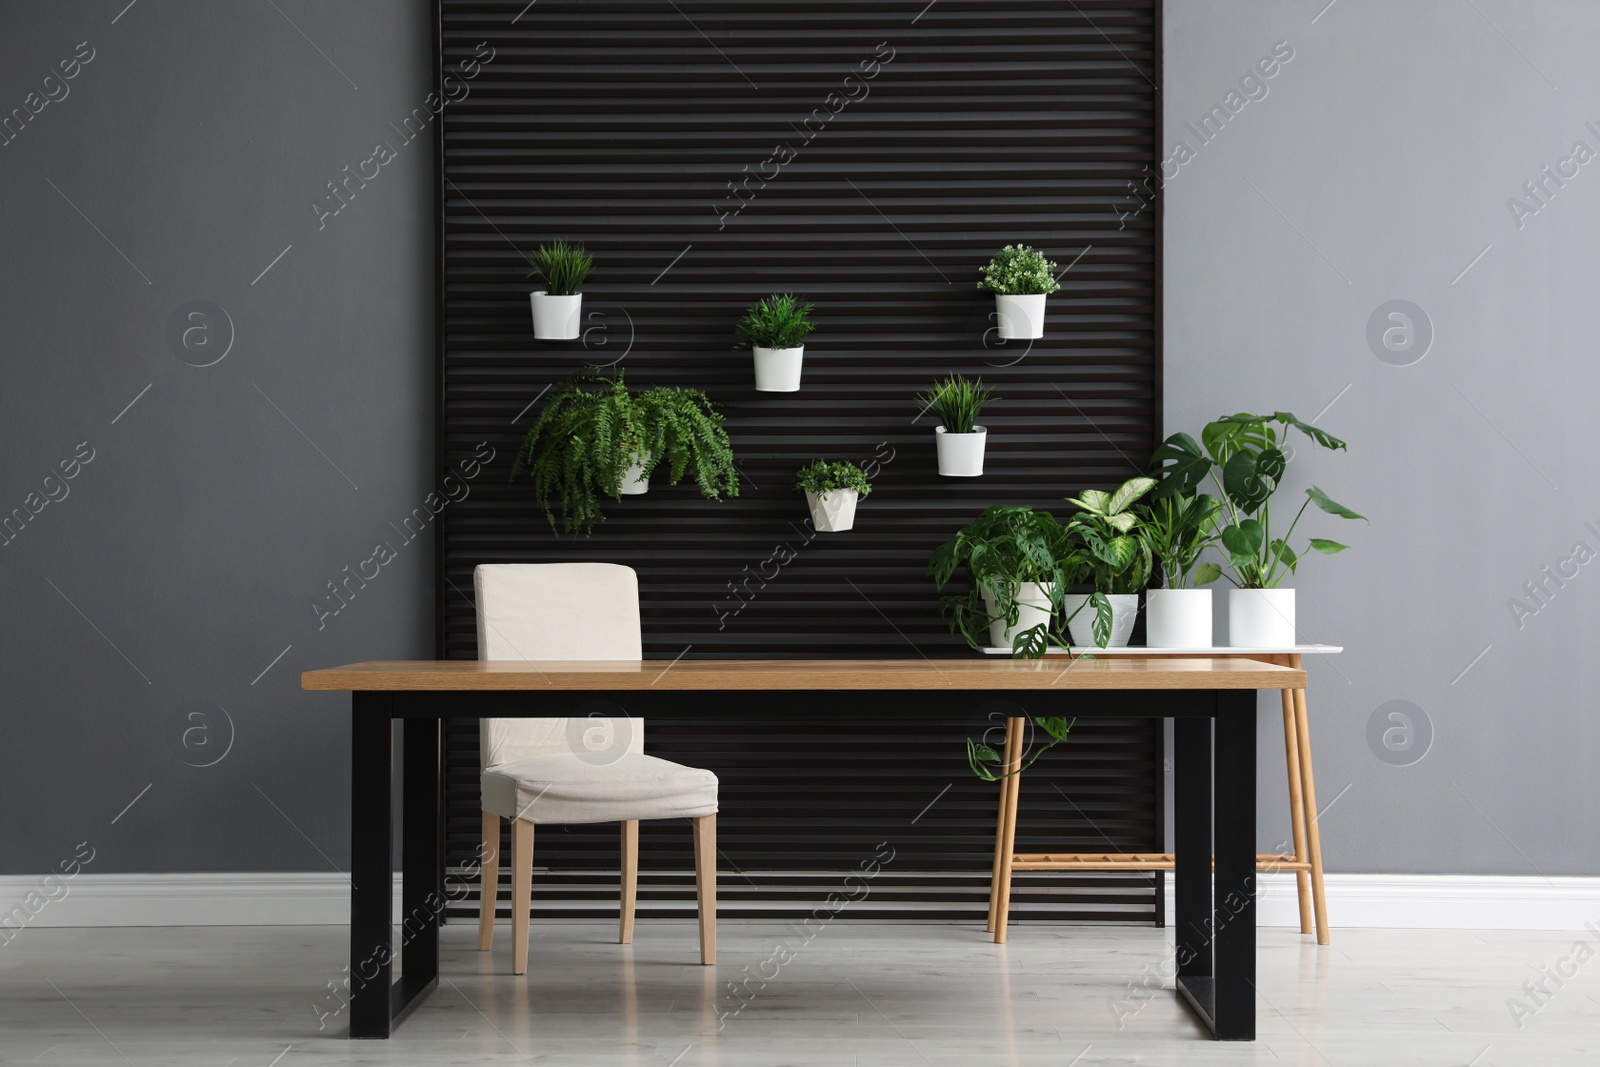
[527,241,593,295]
[509,370,738,535]
[737,293,815,349]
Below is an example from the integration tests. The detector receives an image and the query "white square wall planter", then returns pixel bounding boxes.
[994,293,1046,339]
[618,452,650,495]
[805,488,857,532]
[530,291,582,340]
[753,346,803,392]
[935,425,987,476]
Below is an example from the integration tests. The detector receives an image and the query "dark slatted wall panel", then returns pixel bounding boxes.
[436,0,1163,921]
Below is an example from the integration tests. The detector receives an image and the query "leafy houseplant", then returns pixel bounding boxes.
[917,375,996,477]
[794,460,871,533]
[1062,477,1156,647]
[1150,411,1366,646]
[738,294,815,392]
[1137,494,1223,647]
[509,370,738,535]
[977,244,1060,340]
[527,241,594,340]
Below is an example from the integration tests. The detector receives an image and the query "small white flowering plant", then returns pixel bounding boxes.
[976,244,1061,296]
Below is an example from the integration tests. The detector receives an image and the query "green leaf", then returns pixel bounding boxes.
[1222,450,1275,513]
[1090,592,1114,647]
[1107,476,1156,515]
[1035,716,1073,742]
[1308,538,1348,554]
[1220,519,1264,559]
[1270,538,1299,573]
[1306,485,1366,521]
[1272,412,1347,451]
[1192,561,1223,585]
[1012,624,1049,659]
[1072,489,1111,515]
[1149,433,1209,496]
[1106,512,1138,534]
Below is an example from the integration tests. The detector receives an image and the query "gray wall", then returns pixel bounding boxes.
[1166,0,1598,874]
[0,2,435,873]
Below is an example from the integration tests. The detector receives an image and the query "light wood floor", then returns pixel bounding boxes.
[0,921,1594,1065]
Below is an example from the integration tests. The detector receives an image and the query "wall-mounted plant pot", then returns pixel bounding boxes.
[1145,588,1213,648]
[994,293,1046,340]
[804,488,856,532]
[1063,593,1139,648]
[982,581,1055,649]
[935,425,987,477]
[530,291,582,340]
[1229,588,1296,647]
[617,452,651,496]
[753,346,804,392]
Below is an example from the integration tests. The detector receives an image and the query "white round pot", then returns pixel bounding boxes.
[753,346,804,392]
[994,293,1046,340]
[982,582,1055,649]
[1145,588,1213,649]
[617,453,650,496]
[935,425,987,477]
[530,291,582,340]
[1229,588,1296,648]
[805,488,857,532]
[1063,593,1139,648]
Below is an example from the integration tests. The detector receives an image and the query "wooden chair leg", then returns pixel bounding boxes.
[1291,655,1330,945]
[478,810,500,951]
[992,717,1024,945]
[692,814,717,965]
[987,716,1020,934]
[510,818,534,975]
[1280,690,1314,935]
[620,819,639,945]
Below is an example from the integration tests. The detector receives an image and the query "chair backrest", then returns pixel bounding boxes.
[475,563,644,768]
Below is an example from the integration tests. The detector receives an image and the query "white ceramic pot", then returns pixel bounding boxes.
[1063,593,1139,648]
[753,346,804,392]
[982,581,1055,649]
[530,291,582,340]
[805,488,857,532]
[1229,588,1296,648]
[1145,588,1213,649]
[617,453,650,496]
[994,293,1046,340]
[935,425,987,477]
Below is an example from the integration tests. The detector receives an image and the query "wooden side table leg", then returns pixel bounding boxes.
[986,716,1019,934]
[1290,655,1330,945]
[992,717,1024,945]
[1281,688,1313,935]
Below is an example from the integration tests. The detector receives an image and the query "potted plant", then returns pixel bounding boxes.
[1137,494,1223,647]
[1060,477,1156,647]
[917,374,996,477]
[509,370,738,535]
[928,505,1088,655]
[1150,411,1366,647]
[737,293,815,392]
[528,241,593,340]
[794,460,871,533]
[977,244,1060,340]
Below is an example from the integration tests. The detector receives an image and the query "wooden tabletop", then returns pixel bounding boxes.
[302,657,1305,692]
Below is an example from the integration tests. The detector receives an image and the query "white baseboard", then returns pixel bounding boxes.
[1166,873,1600,931]
[3,872,1597,930]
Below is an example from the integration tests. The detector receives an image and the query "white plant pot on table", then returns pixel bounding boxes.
[994,293,1046,340]
[1063,593,1139,648]
[983,581,1055,650]
[1144,588,1213,649]
[617,452,651,496]
[805,488,857,532]
[935,425,987,477]
[1229,588,1296,647]
[753,346,804,392]
[530,291,582,340]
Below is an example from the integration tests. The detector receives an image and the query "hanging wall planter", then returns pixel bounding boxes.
[918,375,996,477]
[527,241,592,341]
[617,452,651,496]
[977,244,1060,340]
[795,459,871,533]
[738,294,815,393]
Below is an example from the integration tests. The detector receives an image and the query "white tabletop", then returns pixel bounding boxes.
[980,644,1342,656]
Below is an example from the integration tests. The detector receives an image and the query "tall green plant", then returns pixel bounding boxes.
[528,241,593,295]
[1150,412,1365,588]
[509,370,737,535]
[1138,493,1222,588]
[737,293,815,349]
[917,375,995,434]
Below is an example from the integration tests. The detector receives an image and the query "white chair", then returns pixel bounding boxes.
[473,563,718,973]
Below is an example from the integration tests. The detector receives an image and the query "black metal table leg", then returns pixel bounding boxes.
[349,693,395,1038]
[1173,714,1214,1031]
[1212,690,1258,1040]
[396,715,444,1022]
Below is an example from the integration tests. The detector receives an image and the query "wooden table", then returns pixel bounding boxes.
[302,657,1305,1042]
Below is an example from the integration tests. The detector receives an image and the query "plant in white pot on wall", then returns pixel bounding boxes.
[1137,493,1223,648]
[1149,412,1366,647]
[794,460,871,533]
[977,243,1059,340]
[738,293,815,392]
[528,241,593,340]
[1062,477,1156,648]
[917,374,996,477]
